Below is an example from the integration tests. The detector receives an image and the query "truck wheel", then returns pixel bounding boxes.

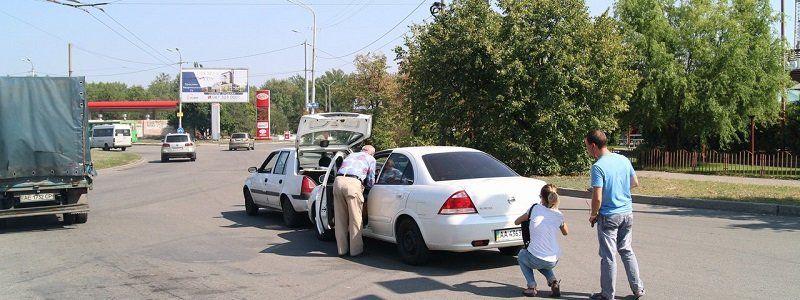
[62,213,75,225]
[244,189,259,216]
[74,213,88,224]
[498,246,522,256]
[281,196,302,228]
[397,218,430,265]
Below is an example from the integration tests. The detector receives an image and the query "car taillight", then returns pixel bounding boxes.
[185,143,193,146]
[438,191,477,215]
[301,176,316,194]
[162,143,169,147]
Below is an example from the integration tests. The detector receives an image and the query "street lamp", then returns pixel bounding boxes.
[167,48,184,131]
[288,0,317,114]
[292,29,310,111]
[322,80,336,112]
[21,58,35,76]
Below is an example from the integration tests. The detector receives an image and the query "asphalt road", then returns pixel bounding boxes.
[1,143,798,299]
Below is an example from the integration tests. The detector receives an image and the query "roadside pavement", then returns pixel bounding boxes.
[636,170,800,187]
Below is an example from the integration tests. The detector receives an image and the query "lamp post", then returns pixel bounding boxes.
[21,58,35,76]
[322,80,336,112]
[292,29,309,112]
[167,48,183,130]
[288,0,317,114]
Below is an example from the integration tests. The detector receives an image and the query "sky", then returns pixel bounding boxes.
[0,1,791,86]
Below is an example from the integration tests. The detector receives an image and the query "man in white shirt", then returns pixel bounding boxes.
[333,145,376,257]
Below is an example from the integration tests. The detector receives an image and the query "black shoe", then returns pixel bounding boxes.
[589,293,610,300]
[548,279,561,298]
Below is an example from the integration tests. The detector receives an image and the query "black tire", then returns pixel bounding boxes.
[74,213,88,224]
[244,189,259,216]
[396,218,430,265]
[103,144,109,151]
[161,155,168,163]
[281,196,302,228]
[121,147,127,151]
[312,202,334,241]
[229,148,234,151]
[190,155,197,162]
[62,213,75,225]
[498,245,522,256]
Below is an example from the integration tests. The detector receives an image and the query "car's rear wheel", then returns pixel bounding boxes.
[190,154,196,162]
[396,218,430,265]
[62,213,75,225]
[498,245,522,256]
[281,196,302,228]
[103,144,109,151]
[73,213,88,224]
[161,155,168,163]
[121,147,126,151]
[244,189,258,216]
[312,202,334,241]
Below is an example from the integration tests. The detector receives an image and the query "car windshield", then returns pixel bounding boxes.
[232,133,246,139]
[298,130,363,148]
[166,135,189,143]
[422,151,518,181]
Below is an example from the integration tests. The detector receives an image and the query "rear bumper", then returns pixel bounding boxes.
[0,203,89,219]
[420,214,523,252]
[161,150,196,158]
[229,142,252,148]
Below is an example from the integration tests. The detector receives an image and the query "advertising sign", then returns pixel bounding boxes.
[180,68,249,103]
[255,90,271,140]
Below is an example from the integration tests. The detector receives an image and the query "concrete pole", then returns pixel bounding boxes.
[68,43,73,77]
[289,0,317,114]
[168,48,183,130]
[304,41,309,112]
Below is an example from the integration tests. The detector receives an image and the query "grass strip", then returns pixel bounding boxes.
[91,149,140,169]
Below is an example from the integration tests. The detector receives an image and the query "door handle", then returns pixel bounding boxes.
[279,179,283,184]
[396,194,403,198]
[264,178,269,183]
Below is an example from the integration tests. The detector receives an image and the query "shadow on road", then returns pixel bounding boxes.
[561,206,800,232]
[0,214,74,234]
[219,209,291,231]
[147,159,192,164]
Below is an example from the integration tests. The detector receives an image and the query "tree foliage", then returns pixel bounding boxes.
[616,0,789,150]
[397,0,639,175]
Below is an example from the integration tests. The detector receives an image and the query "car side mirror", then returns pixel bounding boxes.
[248,167,257,173]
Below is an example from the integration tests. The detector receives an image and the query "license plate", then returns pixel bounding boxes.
[20,193,56,203]
[495,228,522,242]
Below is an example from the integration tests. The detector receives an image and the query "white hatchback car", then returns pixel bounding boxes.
[308,147,545,265]
[243,112,372,227]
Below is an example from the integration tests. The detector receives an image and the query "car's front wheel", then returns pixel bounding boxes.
[498,245,522,256]
[396,218,430,265]
[244,189,258,216]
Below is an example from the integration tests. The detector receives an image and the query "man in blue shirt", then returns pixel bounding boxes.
[585,130,645,300]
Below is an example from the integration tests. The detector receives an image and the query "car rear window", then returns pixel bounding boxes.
[166,135,189,143]
[115,129,131,136]
[232,133,246,139]
[422,151,518,181]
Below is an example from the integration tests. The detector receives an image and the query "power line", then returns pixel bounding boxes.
[84,64,173,77]
[321,0,361,25]
[322,0,370,29]
[99,10,177,65]
[81,10,177,68]
[195,43,303,63]
[250,69,305,78]
[111,1,421,6]
[324,0,426,59]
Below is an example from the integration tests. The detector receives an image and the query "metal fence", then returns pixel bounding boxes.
[635,149,800,178]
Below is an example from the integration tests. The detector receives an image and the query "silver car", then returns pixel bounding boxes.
[161,133,196,162]
[229,133,255,151]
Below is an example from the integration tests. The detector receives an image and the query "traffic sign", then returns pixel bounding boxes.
[177,127,184,133]
[306,102,319,109]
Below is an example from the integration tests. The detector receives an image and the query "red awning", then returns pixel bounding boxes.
[88,100,177,110]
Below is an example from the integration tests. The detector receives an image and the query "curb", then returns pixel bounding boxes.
[559,188,800,217]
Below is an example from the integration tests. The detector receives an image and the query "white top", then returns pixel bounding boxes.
[526,204,565,262]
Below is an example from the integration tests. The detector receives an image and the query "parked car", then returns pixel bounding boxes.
[229,132,255,151]
[243,112,372,227]
[308,146,544,265]
[90,124,132,151]
[161,133,196,162]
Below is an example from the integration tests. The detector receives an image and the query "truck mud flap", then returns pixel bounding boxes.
[0,203,89,219]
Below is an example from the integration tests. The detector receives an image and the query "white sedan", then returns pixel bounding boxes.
[308,146,545,265]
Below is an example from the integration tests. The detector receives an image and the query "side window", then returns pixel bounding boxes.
[273,151,290,175]
[375,156,388,182]
[259,152,279,173]
[377,153,414,185]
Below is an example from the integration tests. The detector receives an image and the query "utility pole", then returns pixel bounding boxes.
[68,43,73,77]
[292,30,310,113]
[289,0,317,114]
[323,80,336,112]
[167,48,183,131]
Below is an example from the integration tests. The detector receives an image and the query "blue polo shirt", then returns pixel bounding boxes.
[590,153,635,215]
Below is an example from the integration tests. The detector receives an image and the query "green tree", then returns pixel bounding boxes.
[616,0,788,150]
[398,0,639,175]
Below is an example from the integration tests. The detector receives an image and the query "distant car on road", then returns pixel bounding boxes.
[161,133,196,162]
[242,113,372,227]
[90,124,132,151]
[308,146,543,265]
[229,133,255,151]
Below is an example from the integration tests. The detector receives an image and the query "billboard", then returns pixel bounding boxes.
[180,68,249,103]
[256,90,271,140]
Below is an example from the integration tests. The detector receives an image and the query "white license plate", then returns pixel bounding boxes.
[495,228,522,242]
[20,193,56,202]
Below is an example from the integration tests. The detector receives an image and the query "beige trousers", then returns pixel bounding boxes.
[333,176,365,256]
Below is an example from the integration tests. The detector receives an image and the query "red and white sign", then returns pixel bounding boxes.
[255,90,271,140]
[284,131,290,140]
